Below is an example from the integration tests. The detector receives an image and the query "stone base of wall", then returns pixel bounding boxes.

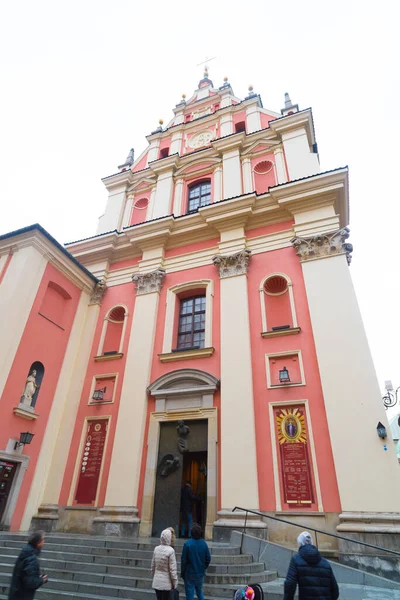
[213,509,267,543]
[92,506,140,537]
[337,511,400,581]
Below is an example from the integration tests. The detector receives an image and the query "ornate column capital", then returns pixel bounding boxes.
[89,281,107,305]
[212,249,252,278]
[291,227,353,265]
[132,268,166,295]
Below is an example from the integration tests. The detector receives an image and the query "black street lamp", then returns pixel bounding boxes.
[382,380,400,410]
[14,431,35,450]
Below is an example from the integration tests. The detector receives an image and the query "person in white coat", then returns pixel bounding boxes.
[151,528,178,600]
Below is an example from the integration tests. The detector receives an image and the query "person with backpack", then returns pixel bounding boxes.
[151,528,178,600]
[283,531,339,600]
[8,531,48,600]
[181,523,211,600]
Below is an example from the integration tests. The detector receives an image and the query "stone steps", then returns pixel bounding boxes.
[0,532,274,599]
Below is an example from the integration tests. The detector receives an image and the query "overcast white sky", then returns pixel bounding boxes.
[1,0,399,407]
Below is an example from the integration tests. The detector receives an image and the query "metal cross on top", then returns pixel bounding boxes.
[196,56,216,77]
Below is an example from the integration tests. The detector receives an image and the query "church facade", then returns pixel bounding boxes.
[0,71,398,547]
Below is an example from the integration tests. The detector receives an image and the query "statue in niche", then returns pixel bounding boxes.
[20,370,39,407]
[177,420,190,454]
[158,454,180,478]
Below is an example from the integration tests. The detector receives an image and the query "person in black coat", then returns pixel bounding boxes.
[8,531,48,600]
[180,481,200,538]
[284,531,339,600]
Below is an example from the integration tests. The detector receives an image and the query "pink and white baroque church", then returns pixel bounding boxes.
[0,70,398,548]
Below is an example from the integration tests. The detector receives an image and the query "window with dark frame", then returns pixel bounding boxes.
[188,181,211,213]
[176,295,206,350]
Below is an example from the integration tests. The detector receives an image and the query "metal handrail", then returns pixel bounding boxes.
[233,506,400,557]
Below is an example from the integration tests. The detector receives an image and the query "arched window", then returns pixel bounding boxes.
[188,180,211,214]
[259,274,300,337]
[97,305,128,358]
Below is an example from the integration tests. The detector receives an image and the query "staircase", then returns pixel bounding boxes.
[0,533,276,599]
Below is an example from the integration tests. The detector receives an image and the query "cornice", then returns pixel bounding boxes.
[269,109,316,146]
[67,168,348,269]
[211,132,246,153]
[0,228,96,292]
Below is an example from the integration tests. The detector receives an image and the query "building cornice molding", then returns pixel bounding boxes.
[0,228,97,292]
[66,169,348,271]
[291,227,353,265]
[269,108,316,145]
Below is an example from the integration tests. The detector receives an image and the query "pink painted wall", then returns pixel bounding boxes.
[132,155,148,173]
[260,112,277,128]
[58,282,135,507]
[247,247,341,512]
[251,153,277,193]
[136,263,221,514]
[0,263,81,530]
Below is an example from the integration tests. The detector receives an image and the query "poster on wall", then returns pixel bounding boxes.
[275,406,314,506]
[75,420,108,505]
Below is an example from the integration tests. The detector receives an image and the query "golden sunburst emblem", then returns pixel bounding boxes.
[276,408,307,444]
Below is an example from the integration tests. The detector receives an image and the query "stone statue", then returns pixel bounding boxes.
[177,420,190,454]
[20,370,39,406]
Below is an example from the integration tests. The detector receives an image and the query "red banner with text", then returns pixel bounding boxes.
[274,406,314,506]
[75,420,108,505]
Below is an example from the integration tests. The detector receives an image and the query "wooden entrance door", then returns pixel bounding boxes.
[0,461,17,525]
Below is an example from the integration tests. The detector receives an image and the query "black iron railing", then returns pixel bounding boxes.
[233,506,400,557]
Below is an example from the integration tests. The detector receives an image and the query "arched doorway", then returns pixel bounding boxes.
[141,369,219,540]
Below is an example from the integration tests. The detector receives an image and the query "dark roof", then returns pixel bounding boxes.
[65,229,119,245]
[0,224,98,283]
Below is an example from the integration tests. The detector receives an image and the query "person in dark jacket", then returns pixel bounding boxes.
[8,531,48,600]
[180,481,199,538]
[284,531,339,600]
[181,523,211,600]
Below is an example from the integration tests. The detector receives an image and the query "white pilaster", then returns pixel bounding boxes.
[246,104,261,133]
[170,131,183,156]
[222,149,242,199]
[220,113,233,137]
[173,178,184,216]
[294,231,400,512]
[213,250,259,509]
[0,247,47,399]
[146,187,157,220]
[273,147,288,184]
[147,139,161,164]
[242,158,253,193]
[97,185,127,234]
[213,166,222,204]
[122,194,134,228]
[152,170,174,218]
[282,128,320,181]
[105,269,165,508]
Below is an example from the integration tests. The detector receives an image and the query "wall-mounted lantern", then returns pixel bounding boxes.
[377,422,387,439]
[14,431,35,450]
[279,366,291,384]
[92,387,106,402]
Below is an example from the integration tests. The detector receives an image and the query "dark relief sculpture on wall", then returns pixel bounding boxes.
[158,454,180,478]
[177,420,190,454]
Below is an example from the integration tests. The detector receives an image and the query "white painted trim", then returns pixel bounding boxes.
[213,166,222,204]
[259,273,298,332]
[265,350,306,388]
[89,373,119,405]
[242,158,253,194]
[97,305,129,356]
[173,179,184,216]
[162,279,214,354]
[0,451,30,529]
